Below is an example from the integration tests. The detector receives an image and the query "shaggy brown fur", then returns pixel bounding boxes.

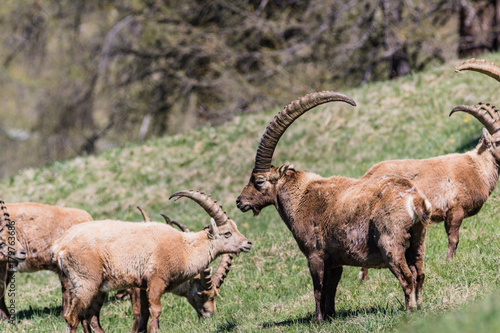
[237,91,431,321]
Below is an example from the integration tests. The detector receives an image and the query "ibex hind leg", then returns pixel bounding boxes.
[405,224,426,309]
[130,288,150,333]
[380,244,417,311]
[86,291,106,333]
[358,267,369,282]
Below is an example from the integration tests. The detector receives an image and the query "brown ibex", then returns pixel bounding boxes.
[0,202,92,318]
[358,58,500,280]
[236,91,431,321]
[53,190,252,333]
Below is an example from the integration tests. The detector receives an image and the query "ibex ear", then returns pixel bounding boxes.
[278,162,292,179]
[208,218,217,239]
[481,128,493,146]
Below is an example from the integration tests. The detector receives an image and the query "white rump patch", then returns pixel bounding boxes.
[406,196,415,222]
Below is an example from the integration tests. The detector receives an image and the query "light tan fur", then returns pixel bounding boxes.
[53,217,251,333]
[0,203,93,319]
[127,208,232,329]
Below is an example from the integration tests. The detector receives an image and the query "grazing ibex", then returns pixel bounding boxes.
[53,190,252,333]
[357,58,500,280]
[129,207,233,324]
[236,91,431,321]
[0,202,92,318]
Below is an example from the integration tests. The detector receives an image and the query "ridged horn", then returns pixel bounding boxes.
[169,190,228,226]
[213,254,233,289]
[0,199,11,229]
[137,206,152,222]
[200,267,213,290]
[454,58,500,82]
[450,102,500,134]
[254,91,356,173]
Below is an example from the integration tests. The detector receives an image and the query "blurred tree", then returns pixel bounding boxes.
[458,0,500,56]
[0,0,495,177]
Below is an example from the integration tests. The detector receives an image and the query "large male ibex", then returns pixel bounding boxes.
[236,91,431,321]
[358,58,500,280]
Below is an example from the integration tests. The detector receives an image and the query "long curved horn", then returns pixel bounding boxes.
[254,91,356,173]
[137,206,152,222]
[454,58,500,82]
[450,102,500,134]
[169,190,228,226]
[213,254,233,289]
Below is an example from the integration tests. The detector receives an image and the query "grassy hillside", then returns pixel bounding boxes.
[0,53,500,332]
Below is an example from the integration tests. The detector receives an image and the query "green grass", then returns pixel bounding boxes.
[1,53,500,332]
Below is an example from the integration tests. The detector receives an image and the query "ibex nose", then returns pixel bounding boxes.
[18,249,27,261]
[236,196,241,206]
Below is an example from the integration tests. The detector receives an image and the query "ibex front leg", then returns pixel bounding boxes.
[444,208,465,260]
[307,253,326,322]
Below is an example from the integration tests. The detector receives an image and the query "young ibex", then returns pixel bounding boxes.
[0,202,92,318]
[129,207,233,324]
[0,199,27,319]
[358,58,500,280]
[53,190,252,333]
[236,91,431,321]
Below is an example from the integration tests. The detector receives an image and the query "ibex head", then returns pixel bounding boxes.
[0,199,27,264]
[236,91,356,215]
[185,254,233,318]
[170,190,252,255]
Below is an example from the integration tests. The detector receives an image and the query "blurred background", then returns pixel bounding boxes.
[0,0,498,178]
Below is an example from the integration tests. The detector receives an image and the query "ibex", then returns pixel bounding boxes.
[236,91,431,321]
[0,202,92,318]
[0,199,27,319]
[128,207,233,328]
[358,58,500,280]
[53,190,252,333]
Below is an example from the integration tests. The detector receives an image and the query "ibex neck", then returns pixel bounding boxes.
[471,149,500,195]
[181,230,216,279]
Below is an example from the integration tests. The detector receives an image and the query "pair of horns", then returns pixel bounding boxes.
[453,58,500,134]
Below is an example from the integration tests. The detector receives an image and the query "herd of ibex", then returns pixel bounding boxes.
[0,58,498,332]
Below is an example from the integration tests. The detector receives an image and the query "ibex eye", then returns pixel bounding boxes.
[224,231,232,238]
[255,178,266,186]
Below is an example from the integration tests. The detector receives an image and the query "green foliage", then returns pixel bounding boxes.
[1,53,500,331]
